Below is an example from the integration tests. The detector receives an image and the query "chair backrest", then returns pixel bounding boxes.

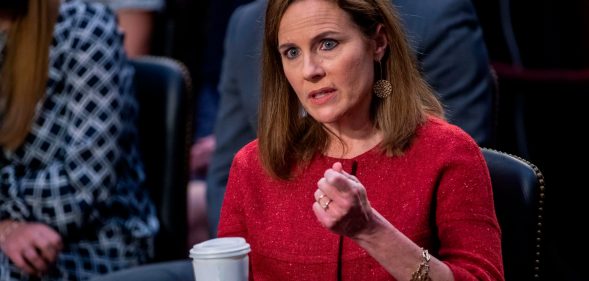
[130,56,192,262]
[482,148,545,281]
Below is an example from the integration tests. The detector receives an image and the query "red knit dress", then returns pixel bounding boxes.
[218,117,504,281]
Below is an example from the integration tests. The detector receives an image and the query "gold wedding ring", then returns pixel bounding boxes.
[321,199,332,210]
[317,194,326,202]
[317,194,332,210]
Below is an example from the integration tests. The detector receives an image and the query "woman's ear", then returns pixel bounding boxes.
[373,24,388,61]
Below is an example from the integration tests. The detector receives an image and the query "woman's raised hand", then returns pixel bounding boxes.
[313,162,376,237]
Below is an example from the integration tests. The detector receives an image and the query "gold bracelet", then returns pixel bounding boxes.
[410,248,432,281]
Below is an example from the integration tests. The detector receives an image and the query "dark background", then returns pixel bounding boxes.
[472,1,589,280]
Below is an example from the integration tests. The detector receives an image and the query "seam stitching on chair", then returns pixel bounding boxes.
[482,147,545,280]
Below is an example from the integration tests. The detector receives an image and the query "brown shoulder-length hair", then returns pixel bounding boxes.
[0,0,60,150]
[259,0,444,180]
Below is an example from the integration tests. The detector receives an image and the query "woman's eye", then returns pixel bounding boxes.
[321,39,338,50]
[285,48,300,59]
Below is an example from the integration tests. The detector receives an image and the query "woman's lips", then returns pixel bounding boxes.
[308,88,336,105]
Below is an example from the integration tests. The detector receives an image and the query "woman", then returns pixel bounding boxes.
[0,0,158,280]
[217,0,504,280]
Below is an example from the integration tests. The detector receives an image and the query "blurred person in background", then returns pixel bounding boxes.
[0,0,158,280]
[186,0,252,246]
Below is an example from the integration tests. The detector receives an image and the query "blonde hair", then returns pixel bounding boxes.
[259,0,444,179]
[0,0,60,150]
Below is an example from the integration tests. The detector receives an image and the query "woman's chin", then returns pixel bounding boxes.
[308,113,341,125]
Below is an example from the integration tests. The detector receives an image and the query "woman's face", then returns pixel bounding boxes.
[278,0,386,128]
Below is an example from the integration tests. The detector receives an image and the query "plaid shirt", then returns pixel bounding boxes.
[0,1,158,280]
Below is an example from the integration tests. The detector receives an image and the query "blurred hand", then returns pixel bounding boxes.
[189,135,216,177]
[312,162,375,237]
[0,221,63,277]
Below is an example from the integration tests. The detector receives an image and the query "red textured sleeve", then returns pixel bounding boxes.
[435,133,504,281]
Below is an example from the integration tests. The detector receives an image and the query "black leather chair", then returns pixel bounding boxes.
[482,148,545,281]
[131,56,193,262]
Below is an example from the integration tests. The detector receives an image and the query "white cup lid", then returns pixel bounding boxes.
[189,237,251,259]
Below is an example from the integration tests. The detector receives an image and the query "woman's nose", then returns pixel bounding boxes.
[302,55,325,81]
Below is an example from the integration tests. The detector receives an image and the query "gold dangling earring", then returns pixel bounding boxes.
[374,60,392,98]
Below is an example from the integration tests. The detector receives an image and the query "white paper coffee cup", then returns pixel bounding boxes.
[189,237,251,281]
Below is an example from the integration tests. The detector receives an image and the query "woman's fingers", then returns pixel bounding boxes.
[22,247,48,274]
[315,180,357,231]
[314,186,336,213]
[314,163,373,236]
[324,167,361,193]
[317,166,363,212]
[312,201,339,228]
[34,239,59,265]
[1,222,63,276]
[11,255,38,276]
